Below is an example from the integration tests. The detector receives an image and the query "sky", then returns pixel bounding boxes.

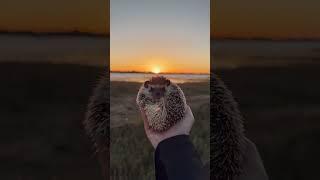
[212,0,320,39]
[0,0,109,34]
[110,0,210,74]
[0,0,319,39]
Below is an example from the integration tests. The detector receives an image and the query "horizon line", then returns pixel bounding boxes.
[211,36,320,41]
[0,30,109,37]
[1,31,320,41]
[111,70,209,75]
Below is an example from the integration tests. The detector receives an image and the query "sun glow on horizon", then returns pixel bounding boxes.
[110,62,210,74]
[152,66,161,74]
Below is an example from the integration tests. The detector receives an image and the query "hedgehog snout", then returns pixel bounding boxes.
[155,92,161,98]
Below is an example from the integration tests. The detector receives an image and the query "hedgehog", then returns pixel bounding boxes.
[83,75,109,180]
[210,73,246,179]
[136,76,187,132]
[210,73,268,180]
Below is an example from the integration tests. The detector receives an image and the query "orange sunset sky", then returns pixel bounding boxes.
[0,0,320,38]
[110,0,210,74]
[1,0,320,73]
[1,0,319,38]
[0,0,109,34]
[212,0,320,39]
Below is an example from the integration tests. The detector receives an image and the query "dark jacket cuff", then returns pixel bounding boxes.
[155,135,206,180]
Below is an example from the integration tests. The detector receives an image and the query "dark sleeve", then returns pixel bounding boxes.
[154,135,208,180]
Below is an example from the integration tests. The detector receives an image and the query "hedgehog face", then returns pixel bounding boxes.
[143,77,171,102]
[149,85,166,100]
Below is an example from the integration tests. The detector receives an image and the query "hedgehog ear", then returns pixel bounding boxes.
[144,81,150,88]
[165,79,171,86]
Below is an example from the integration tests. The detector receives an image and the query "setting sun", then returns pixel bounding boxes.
[152,66,161,74]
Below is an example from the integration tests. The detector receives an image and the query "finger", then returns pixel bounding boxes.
[185,105,191,114]
[184,105,195,128]
[185,105,194,120]
[140,108,151,133]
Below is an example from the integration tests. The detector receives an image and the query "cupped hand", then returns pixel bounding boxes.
[139,105,195,149]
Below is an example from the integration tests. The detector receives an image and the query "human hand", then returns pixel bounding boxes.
[139,105,195,149]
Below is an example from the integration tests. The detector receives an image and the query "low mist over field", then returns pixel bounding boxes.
[212,39,320,69]
[2,35,320,69]
[0,34,108,66]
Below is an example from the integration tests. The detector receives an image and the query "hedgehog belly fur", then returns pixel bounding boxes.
[144,99,168,132]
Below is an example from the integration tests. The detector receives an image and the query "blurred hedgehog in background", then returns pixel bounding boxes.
[136,76,187,132]
[210,73,245,179]
[210,73,268,179]
[83,76,109,179]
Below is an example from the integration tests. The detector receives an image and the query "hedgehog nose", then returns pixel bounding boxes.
[154,92,161,99]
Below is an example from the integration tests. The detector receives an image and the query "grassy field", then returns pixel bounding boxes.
[1,62,320,179]
[110,81,210,179]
